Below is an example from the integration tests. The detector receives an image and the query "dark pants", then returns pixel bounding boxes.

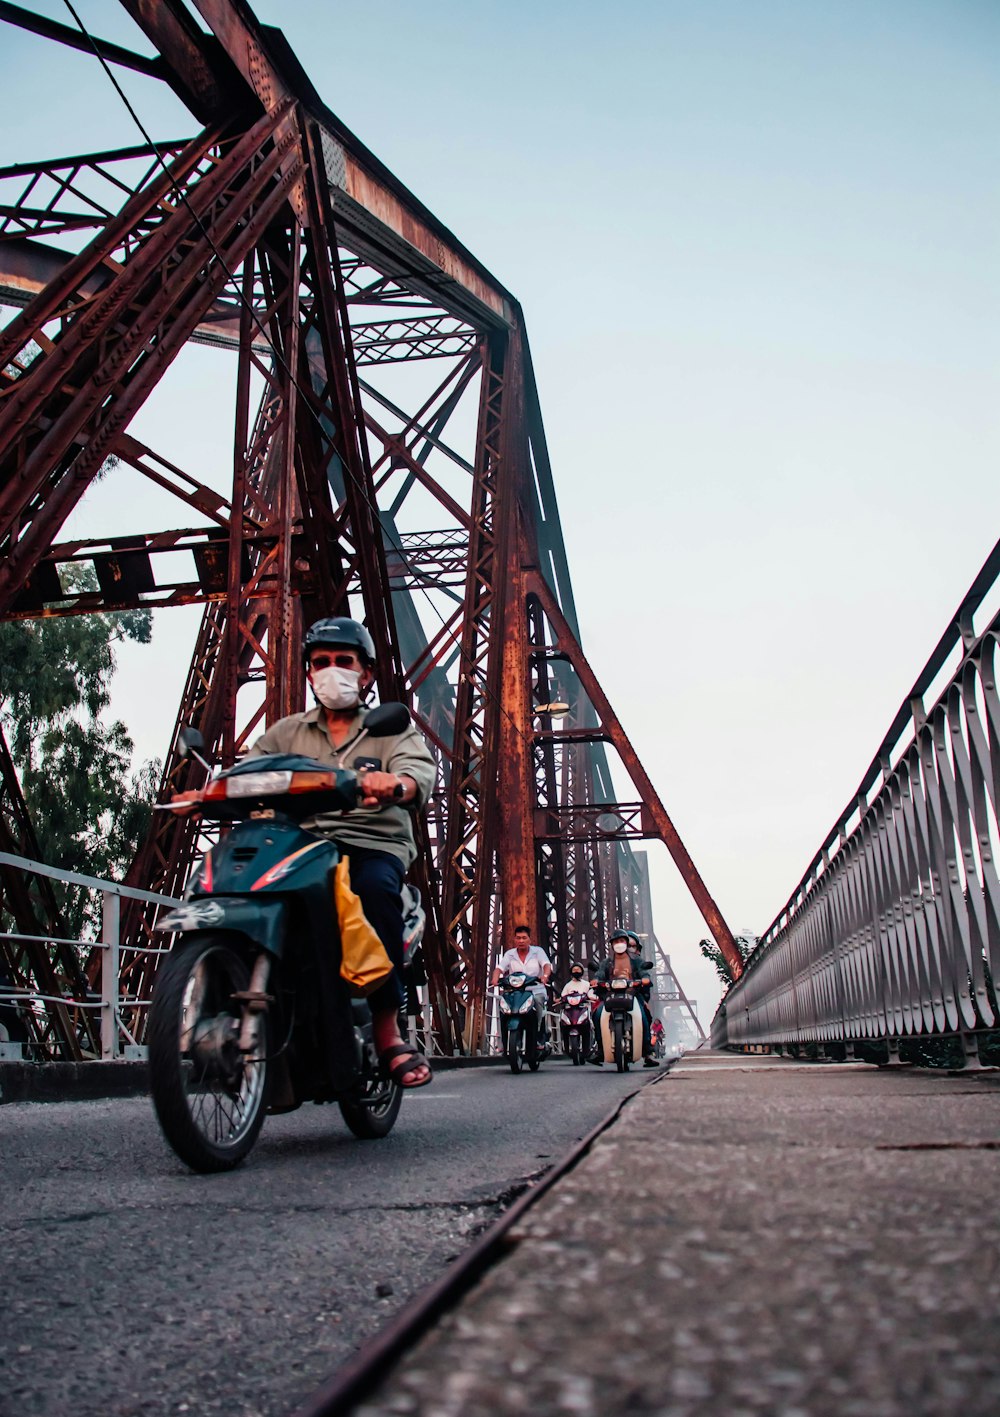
[342,846,406,1014]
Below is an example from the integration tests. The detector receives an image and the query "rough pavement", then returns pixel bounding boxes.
[0,1059,648,1417]
[352,1052,1000,1417]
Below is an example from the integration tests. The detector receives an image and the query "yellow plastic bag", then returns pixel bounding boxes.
[334,855,394,996]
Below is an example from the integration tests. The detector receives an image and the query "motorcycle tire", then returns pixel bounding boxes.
[338,1073,402,1140]
[570,1033,582,1065]
[149,934,271,1173]
[527,1021,542,1072]
[506,1027,524,1074]
[613,1017,628,1073]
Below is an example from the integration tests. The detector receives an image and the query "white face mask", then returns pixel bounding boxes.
[311,665,361,711]
[612,941,628,955]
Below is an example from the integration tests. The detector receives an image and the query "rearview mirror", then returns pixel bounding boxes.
[364,702,410,737]
[177,727,207,759]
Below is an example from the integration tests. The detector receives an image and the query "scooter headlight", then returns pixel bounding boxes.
[498,995,512,1014]
[518,997,535,1014]
[222,770,293,798]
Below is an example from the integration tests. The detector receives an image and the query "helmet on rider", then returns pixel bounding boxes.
[610,927,640,955]
[570,963,585,979]
[303,616,376,666]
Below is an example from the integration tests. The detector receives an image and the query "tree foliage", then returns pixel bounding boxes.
[698,931,758,987]
[0,575,160,935]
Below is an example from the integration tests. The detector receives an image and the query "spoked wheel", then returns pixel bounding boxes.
[339,1071,402,1140]
[506,1026,524,1074]
[149,934,270,1173]
[570,1033,582,1065]
[613,1018,629,1072]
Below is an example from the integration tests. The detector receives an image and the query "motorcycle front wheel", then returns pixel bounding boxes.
[339,1072,402,1139]
[506,1025,524,1074]
[570,1032,582,1065]
[613,1017,629,1072]
[527,1021,542,1071]
[149,934,270,1173]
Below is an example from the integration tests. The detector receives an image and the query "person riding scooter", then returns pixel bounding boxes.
[490,924,553,1046]
[171,616,436,1090]
[625,934,658,1067]
[559,964,595,1063]
[589,930,655,1065]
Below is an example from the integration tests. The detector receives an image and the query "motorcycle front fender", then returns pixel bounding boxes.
[505,1017,520,1032]
[157,895,286,957]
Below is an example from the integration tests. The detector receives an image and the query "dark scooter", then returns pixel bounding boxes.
[498,971,546,1074]
[559,989,593,1065]
[147,704,412,1173]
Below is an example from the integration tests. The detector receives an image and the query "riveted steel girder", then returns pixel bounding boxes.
[0,0,737,1056]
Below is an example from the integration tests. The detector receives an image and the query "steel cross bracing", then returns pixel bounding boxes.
[0,0,741,1058]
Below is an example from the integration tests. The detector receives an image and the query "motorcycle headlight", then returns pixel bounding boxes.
[611,978,629,990]
[498,996,511,1014]
[518,997,535,1014]
[223,770,293,798]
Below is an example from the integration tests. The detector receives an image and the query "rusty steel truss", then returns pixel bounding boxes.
[0,0,741,1058]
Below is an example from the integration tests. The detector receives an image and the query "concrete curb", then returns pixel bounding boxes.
[0,1053,503,1104]
[0,1060,150,1104]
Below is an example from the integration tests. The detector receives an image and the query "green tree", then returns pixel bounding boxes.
[698,931,758,987]
[0,571,160,936]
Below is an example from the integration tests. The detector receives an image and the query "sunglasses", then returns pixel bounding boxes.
[309,652,362,670]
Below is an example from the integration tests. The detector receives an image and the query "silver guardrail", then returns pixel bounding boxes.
[0,851,180,1061]
[716,537,1000,1057]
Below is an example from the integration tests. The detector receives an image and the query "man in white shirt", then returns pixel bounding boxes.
[491,925,552,1039]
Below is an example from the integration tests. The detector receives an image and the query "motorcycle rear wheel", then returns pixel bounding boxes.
[149,934,270,1173]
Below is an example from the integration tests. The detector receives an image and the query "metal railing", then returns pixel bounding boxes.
[715,538,1000,1056]
[0,851,179,1061]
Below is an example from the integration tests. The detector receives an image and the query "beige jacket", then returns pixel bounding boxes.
[246,704,436,868]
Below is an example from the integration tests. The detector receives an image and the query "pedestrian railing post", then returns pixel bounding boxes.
[100,890,120,1061]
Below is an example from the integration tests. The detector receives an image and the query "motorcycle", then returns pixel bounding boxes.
[147,703,413,1173]
[497,971,546,1074]
[559,989,593,1065]
[597,976,646,1072]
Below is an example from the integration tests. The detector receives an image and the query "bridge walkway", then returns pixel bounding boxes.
[338,1050,1000,1417]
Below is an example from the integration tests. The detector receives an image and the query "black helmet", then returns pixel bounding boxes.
[303,617,376,666]
[570,964,584,976]
[610,928,640,948]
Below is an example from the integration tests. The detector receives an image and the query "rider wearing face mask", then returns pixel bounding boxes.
[244,617,437,1089]
[560,963,595,1000]
[589,929,657,1065]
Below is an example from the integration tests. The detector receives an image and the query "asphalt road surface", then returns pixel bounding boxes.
[2,1058,654,1417]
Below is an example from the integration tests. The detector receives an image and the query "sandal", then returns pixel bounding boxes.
[379,1044,433,1090]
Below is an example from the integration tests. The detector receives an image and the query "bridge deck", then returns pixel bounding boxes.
[345,1051,1000,1417]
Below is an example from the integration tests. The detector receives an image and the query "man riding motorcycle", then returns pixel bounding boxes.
[172,616,436,1089]
[625,933,658,1067]
[490,925,553,1044]
[589,929,657,1066]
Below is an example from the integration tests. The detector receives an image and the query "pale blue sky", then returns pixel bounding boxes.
[2,1,998,1015]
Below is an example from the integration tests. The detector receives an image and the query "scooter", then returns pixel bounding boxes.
[597,977,646,1072]
[497,972,545,1074]
[147,703,412,1173]
[559,989,593,1065]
